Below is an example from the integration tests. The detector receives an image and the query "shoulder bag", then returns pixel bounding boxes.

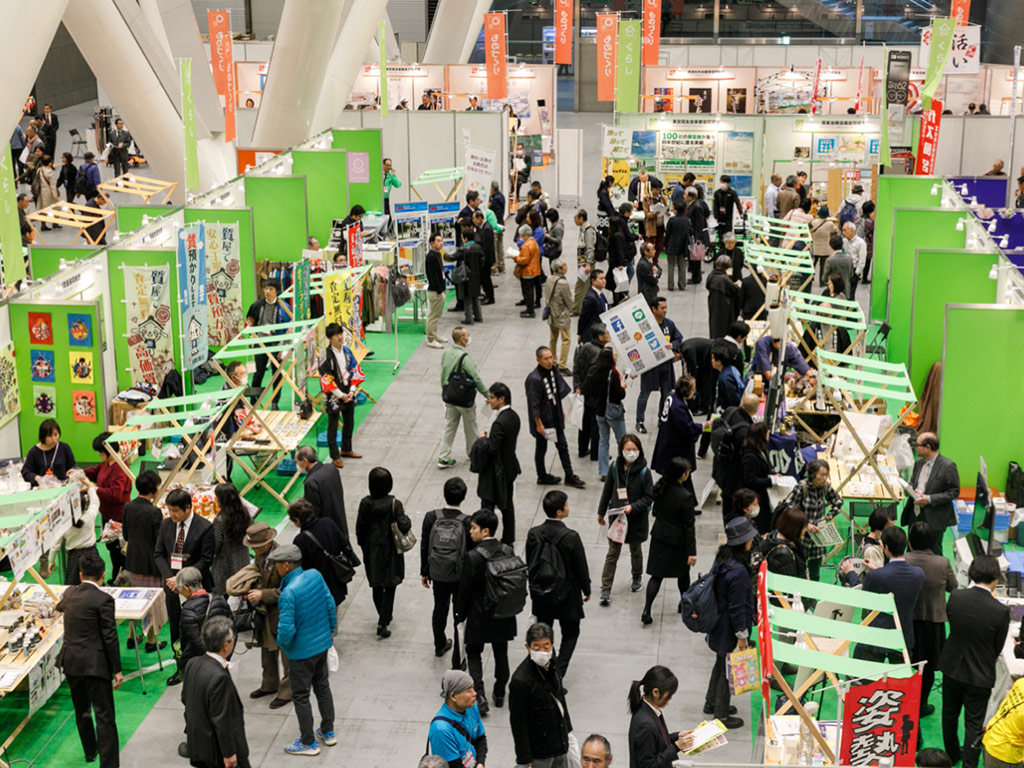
[390,498,417,554]
[442,352,477,408]
[303,529,356,585]
[605,369,625,420]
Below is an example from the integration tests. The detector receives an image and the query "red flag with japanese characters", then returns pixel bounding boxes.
[484,13,508,100]
[596,14,617,102]
[642,0,661,66]
[915,99,942,175]
[839,674,922,766]
[554,0,573,66]
[756,561,774,704]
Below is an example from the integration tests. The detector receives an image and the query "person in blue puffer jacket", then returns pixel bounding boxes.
[269,544,338,757]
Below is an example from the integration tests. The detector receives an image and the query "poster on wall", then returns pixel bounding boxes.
[177,223,208,370]
[30,350,55,383]
[67,314,92,347]
[723,131,754,173]
[464,146,497,203]
[725,88,747,114]
[602,158,630,206]
[815,134,868,164]
[33,385,55,418]
[631,131,657,159]
[205,221,243,347]
[653,88,673,112]
[730,176,753,197]
[659,132,716,170]
[394,202,429,247]
[69,352,94,385]
[688,87,712,113]
[72,390,96,423]
[28,313,52,345]
[0,340,19,428]
[839,674,921,766]
[429,203,460,246]
[602,127,631,158]
[599,295,672,376]
[921,23,979,74]
[347,152,370,184]
[124,265,174,386]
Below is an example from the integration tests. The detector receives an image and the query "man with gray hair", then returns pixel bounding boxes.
[841,220,866,297]
[437,325,489,470]
[295,444,348,537]
[427,669,488,766]
[175,566,231,679]
[581,734,613,767]
[721,231,745,281]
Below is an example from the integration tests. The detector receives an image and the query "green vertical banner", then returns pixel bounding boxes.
[921,17,955,110]
[0,148,25,284]
[615,20,641,113]
[180,58,200,191]
[295,258,311,321]
[379,20,388,117]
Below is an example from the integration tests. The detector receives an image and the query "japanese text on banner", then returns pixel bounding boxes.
[464,146,496,203]
[554,0,572,66]
[123,264,174,385]
[596,14,617,102]
[915,100,942,175]
[921,18,956,107]
[484,13,508,100]
[180,59,200,191]
[208,11,236,143]
[177,223,208,369]
[642,0,661,66]
[204,221,243,344]
[839,674,921,767]
[615,20,641,113]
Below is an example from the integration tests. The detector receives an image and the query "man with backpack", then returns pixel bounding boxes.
[76,152,101,200]
[455,509,525,717]
[438,326,489,469]
[421,477,474,663]
[710,393,759,514]
[525,491,591,682]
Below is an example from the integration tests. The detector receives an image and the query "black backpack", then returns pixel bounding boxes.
[442,352,477,408]
[681,565,723,634]
[527,527,571,605]
[710,406,740,461]
[75,165,95,199]
[482,544,528,619]
[594,228,609,261]
[427,511,468,583]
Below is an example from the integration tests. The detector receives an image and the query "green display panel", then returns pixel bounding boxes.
[907,249,998,396]
[243,176,308,263]
[29,246,97,281]
[106,248,182,392]
[330,128,384,212]
[292,150,349,248]
[885,208,964,367]
[870,176,941,322]
[10,301,106,460]
[116,205,177,235]
[940,306,1024,492]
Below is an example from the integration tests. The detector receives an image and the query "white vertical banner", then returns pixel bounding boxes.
[464,145,496,204]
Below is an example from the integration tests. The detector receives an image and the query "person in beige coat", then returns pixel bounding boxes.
[243,522,292,708]
[544,259,574,372]
[34,155,61,227]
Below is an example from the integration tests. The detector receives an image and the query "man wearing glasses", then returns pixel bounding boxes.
[900,432,960,555]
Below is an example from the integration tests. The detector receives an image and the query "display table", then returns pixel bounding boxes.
[826,452,903,503]
[96,173,178,205]
[229,409,321,505]
[25,202,114,246]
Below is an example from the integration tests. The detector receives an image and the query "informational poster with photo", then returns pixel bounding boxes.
[631,130,657,159]
[815,134,867,164]
[723,131,754,173]
[659,131,716,170]
[394,202,429,247]
[428,202,461,246]
[599,295,672,376]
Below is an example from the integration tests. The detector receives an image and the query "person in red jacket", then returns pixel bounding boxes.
[76,433,131,583]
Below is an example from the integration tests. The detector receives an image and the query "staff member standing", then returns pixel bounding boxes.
[900,431,960,555]
[245,279,288,408]
[108,118,132,178]
[78,433,132,583]
[57,551,124,768]
[318,322,362,466]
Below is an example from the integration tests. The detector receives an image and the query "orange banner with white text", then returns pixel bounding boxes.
[554,0,573,66]
[484,13,508,100]
[951,0,970,26]
[596,14,618,102]
[642,0,661,66]
[208,10,236,143]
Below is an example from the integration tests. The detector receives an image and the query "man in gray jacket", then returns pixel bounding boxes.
[574,210,598,314]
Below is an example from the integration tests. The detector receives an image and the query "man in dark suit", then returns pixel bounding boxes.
[244,278,288,408]
[56,551,123,768]
[182,615,250,768]
[576,270,608,343]
[38,104,59,158]
[900,432,960,555]
[472,209,496,305]
[940,555,1010,768]
[474,382,521,545]
[635,297,683,434]
[154,488,215,686]
[318,322,362,466]
[525,346,585,489]
[840,526,924,663]
[295,445,348,537]
[108,118,133,178]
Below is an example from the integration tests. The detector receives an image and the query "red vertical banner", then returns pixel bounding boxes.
[756,562,773,706]
[484,12,508,100]
[642,0,661,66]
[554,0,573,66]
[915,99,942,174]
[208,10,236,143]
[839,674,922,766]
[596,14,618,102]
[810,59,822,114]
[951,0,971,26]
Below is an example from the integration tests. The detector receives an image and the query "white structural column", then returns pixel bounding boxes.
[310,0,389,135]
[422,0,490,64]
[0,0,70,138]
[64,0,188,203]
[138,0,173,60]
[383,10,401,60]
[250,0,348,148]
[154,0,224,136]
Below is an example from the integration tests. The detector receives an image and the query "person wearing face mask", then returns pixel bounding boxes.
[508,622,573,768]
[759,507,808,579]
[627,665,694,767]
[641,458,697,627]
[728,488,761,524]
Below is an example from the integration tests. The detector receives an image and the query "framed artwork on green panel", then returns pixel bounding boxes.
[331,129,384,212]
[243,176,308,262]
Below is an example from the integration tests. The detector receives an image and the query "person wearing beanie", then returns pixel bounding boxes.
[427,670,488,766]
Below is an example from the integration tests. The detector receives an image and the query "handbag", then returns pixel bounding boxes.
[390,498,417,553]
[690,242,706,262]
[450,261,468,284]
[607,512,628,544]
[611,266,630,292]
[303,530,357,585]
[605,370,625,420]
[726,647,761,695]
[442,352,477,408]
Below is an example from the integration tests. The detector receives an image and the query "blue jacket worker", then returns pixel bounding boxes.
[427,669,488,767]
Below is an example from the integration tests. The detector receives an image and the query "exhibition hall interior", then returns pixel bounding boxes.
[3,1,1024,767]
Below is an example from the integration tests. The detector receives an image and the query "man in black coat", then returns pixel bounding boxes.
[635,298,683,435]
[38,104,60,158]
[57,551,123,768]
[154,488,214,686]
[472,210,496,304]
[473,382,521,545]
[509,622,572,767]
[680,336,713,415]
[526,491,591,679]
[711,395,758,513]
[295,445,348,537]
[182,615,250,768]
[939,555,1010,768]
[899,431,960,555]
[453,224,484,324]
[455,509,519,716]
[577,269,609,342]
[739,269,767,320]
[526,346,585,489]
[572,323,608,461]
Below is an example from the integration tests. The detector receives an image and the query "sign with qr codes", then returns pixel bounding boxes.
[599,294,672,376]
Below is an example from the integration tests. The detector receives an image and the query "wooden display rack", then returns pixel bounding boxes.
[97,173,178,205]
[25,202,114,246]
[409,166,465,202]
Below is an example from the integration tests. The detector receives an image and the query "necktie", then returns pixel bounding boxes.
[600,294,607,311]
[175,522,186,554]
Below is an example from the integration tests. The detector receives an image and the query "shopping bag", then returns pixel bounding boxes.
[726,647,760,695]
[327,645,339,673]
[567,392,585,430]
[690,243,706,262]
[611,266,630,292]
[607,512,628,544]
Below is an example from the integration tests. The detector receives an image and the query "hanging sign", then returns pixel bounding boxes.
[881,49,913,164]
[756,561,773,704]
[599,294,673,376]
[810,59,822,115]
[921,20,978,75]
[464,145,497,203]
[615,20,641,113]
[484,13,508,100]
[346,224,363,268]
[324,271,356,329]
[204,221,243,346]
[294,258,311,322]
[180,59,200,191]
[839,674,922,767]
[124,265,174,386]
[208,11,237,143]
[951,0,970,26]
[921,18,957,107]
[554,0,573,66]
[596,14,618,102]
[915,99,942,175]
[177,223,208,370]
[379,20,389,117]
[642,0,661,66]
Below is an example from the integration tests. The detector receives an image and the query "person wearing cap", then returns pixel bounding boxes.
[269,543,338,757]
[427,669,488,767]
[244,522,291,709]
[78,151,101,199]
[704,516,757,730]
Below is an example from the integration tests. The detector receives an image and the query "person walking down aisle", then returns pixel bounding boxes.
[641,458,697,626]
[438,326,489,469]
[573,324,608,463]
[509,622,573,768]
[545,259,575,373]
[57,551,123,768]
[424,233,449,348]
[514,224,542,318]
[584,347,628,481]
[597,435,654,606]
[243,522,292,709]
[577,270,608,343]
[574,210,597,313]
[473,382,521,545]
[526,490,591,680]
[269,544,338,757]
[427,670,488,766]
[650,377,702,498]
[526,346,586,489]
[296,445,348,537]
[628,666,694,768]
[634,297,683,434]
[356,467,412,639]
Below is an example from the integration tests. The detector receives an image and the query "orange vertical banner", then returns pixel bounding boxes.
[208,10,236,143]
[554,0,573,66]
[484,12,508,100]
[642,0,661,66]
[596,14,618,102]
[951,0,970,26]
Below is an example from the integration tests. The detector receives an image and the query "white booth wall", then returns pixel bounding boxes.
[446,64,557,139]
[349,64,447,110]
[659,44,918,70]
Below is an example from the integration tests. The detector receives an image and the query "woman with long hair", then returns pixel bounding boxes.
[583,347,627,480]
[627,665,693,767]
[641,457,697,626]
[211,483,252,594]
[356,466,412,638]
[759,506,809,579]
[597,174,617,225]
[740,421,773,535]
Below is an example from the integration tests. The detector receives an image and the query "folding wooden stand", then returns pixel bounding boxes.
[743,216,816,322]
[409,166,465,203]
[25,202,115,245]
[97,173,178,204]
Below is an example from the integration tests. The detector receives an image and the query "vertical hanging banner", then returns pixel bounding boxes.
[810,59,822,114]
[180,59,200,191]
[484,13,508,100]
[208,11,237,143]
[0,147,25,285]
[921,17,955,109]
[839,674,922,767]
[177,223,208,369]
[346,224,363,267]
[596,14,618,102]
[915,99,942,175]
[379,20,389,117]
[881,49,912,165]
[615,20,641,113]
[294,258,312,322]
[204,221,243,345]
[464,145,497,203]
[855,48,865,113]
[124,265,174,385]
[554,0,573,66]
[951,0,970,26]
[756,562,773,706]
[642,0,661,66]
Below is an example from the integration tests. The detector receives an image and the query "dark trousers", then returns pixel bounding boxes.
[481,269,495,303]
[704,653,731,718]
[431,581,461,665]
[466,640,509,700]
[482,482,516,544]
[105,539,125,582]
[66,545,98,585]
[577,405,598,459]
[636,376,673,424]
[534,423,573,479]
[533,612,581,678]
[943,676,990,768]
[67,674,119,768]
[326,401,354,458]
[165,584,182,651]
[290,650,335,746]
[252,353,281,407]
[371,584,396,626]
[689,254,703,283]
[850,272,860,298]
[520,277,536,313]
[111,148,130,178]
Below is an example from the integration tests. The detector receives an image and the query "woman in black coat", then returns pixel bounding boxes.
[684,189,710,284]
[642,458,697,626]
[597,175,617,226]
[650,376,701,494]
[759,506,808,579]
[705,255,740,340]
[355,466,412,638]
[740,422,774,535]
[628,665,693,768]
